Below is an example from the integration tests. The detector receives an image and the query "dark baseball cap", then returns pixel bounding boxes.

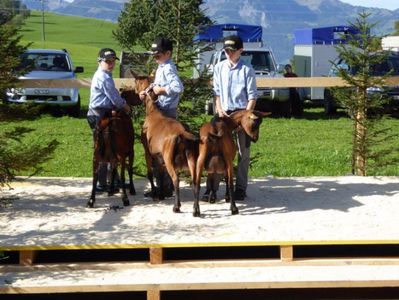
[223,35,243,51]
[150,37,173,54]
[98,48,119,61]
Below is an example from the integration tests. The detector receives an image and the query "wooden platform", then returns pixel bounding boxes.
[1,176,399,299]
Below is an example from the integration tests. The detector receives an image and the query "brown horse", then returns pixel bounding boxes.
[87,95,138,208]
[135,77,198,213]
[194,110,270,217]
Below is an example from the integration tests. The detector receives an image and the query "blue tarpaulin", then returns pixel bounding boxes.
[294,26,361,45]
[194,24,262,43]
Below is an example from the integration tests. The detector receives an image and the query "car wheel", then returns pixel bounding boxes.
[67,96,81,118]
[324,89,337,115]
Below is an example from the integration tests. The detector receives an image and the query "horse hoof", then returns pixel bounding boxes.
[193,211,201,217]
[86,200,94,208]
[173,206,181,213]
[231,208,239,215]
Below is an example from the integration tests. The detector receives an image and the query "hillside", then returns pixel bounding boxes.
[20,0,399,63]
[19,10,120,76]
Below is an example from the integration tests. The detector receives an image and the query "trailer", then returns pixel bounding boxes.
[293,25,360,104]
[382,36,399,52]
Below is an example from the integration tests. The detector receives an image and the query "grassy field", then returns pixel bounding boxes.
[2,11,399,178]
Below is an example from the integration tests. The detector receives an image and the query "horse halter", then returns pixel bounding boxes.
[144,83,158,103]
[144,83,155,94]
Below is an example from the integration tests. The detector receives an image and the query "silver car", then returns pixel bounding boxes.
[6,49,84,117]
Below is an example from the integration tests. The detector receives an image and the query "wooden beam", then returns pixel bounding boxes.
[150,247,163,265]
[19,250,37,266]
[147,289,160,300]
[280,245,294,262]
[16,76,399,89]
[17,78,136,90]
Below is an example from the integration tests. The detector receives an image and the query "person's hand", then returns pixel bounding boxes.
[153,85,164,95]
[139,91,146,101]
[218,109,228,118]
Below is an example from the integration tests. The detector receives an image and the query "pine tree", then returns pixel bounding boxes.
[114,0,214,125]
[0,24,58,191]
[332,12,397,175]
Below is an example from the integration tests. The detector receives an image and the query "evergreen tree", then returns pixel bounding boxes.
[114,0,212,72]
[332,12,397,175]
[394,20,399,35]
[114,0,214,124]
[0,24,58,191]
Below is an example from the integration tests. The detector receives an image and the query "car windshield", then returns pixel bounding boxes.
[19,52,71,72]
[220,50,275,71]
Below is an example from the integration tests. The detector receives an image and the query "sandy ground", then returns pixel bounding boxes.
[1,176,399,248]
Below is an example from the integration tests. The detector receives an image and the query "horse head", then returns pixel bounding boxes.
[230,110,271,142]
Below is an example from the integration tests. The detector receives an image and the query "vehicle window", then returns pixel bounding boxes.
[219,50,275,71]
[20,53,70,72]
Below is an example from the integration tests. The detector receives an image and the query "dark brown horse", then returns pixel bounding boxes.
[194,110,270,217]
[87,94,138,208]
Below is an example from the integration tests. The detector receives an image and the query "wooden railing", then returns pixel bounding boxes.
[16,76,399,90]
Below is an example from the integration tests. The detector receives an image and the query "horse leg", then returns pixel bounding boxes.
[193,143,208,216]
[87,157,99,208]
[164,160,180,213]
[127,152,136,195]
[120,158,130,206]
[224,175,230,203]
[142,132,157,198]
[108,163,117,196]
[227,164,238,215]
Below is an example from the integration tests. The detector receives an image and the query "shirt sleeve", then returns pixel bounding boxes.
[246,66,257,100]
[103,76,126,109]
[213,63,221,96]
[163,64,183,96]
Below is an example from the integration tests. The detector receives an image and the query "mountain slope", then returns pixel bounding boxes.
[21,0,399,62]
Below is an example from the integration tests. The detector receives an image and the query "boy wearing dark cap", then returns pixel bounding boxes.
[203,35,257,201]
[139,37,183,197]
[140,37,183,119]
[87,48,131,191]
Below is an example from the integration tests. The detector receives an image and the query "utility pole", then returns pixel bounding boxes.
[41,0,45,42]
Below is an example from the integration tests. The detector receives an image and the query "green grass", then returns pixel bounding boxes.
[19,10,122,109]
[2,12,399,178]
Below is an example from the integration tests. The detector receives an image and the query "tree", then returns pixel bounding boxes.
[0,0,29,25]
[0,23,58,191]
[114,0,214,124]
[114,0,212,72]
[394,20,399,35]
[332,12,395,176]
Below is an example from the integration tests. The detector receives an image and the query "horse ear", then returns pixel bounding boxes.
[254,110,272,118]
[129,69,139,79]
[249,113,258,120]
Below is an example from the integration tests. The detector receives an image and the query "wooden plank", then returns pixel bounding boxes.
[17,78,136,90]
[15,76,399,89]
[280,245,293,262]
[147,289,160,300]
[150,247,164,264]
[1,262,399,294]
[19,250,37,266]
[2,239,399,252]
